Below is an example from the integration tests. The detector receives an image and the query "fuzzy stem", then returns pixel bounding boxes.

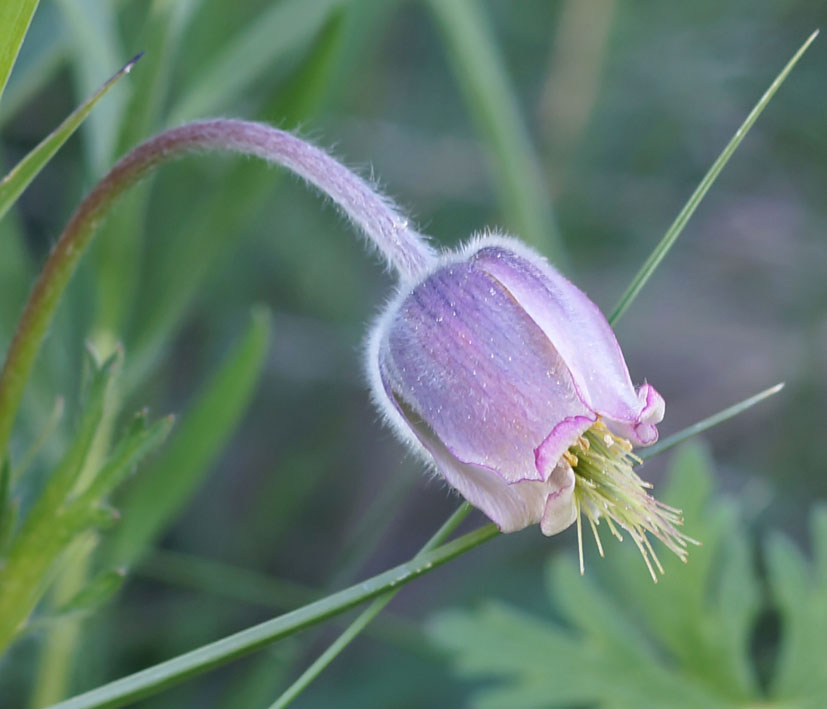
[0,119,435,456]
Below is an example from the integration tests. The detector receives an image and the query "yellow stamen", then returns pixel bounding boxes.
[568,420,698,581]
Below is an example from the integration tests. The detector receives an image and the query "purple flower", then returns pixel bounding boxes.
[369,235,690,578]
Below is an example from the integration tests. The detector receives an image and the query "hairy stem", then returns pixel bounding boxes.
[0,119,435,457]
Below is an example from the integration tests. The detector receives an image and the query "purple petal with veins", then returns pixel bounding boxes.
[379,261,594,485]
[470,240,664,444]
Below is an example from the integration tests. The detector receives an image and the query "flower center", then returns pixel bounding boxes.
[566,420,698,582]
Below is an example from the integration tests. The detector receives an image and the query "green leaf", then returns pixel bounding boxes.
[91,0,198,336]
[609,30,819,325]
[168,0,345,122]
[0,53,140,223]
[0,2,68,128]
[0,458,16,555]
[425,0,565,264]
[0,0,41,106]
[766,516,827,703]
[72,413,175,509]
[51,567,125,616]
[430,446,760,708]
[108,308,271,566]
[56,0,127,174]
[39,349,121,509]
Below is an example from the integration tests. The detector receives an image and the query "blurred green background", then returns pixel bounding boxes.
[0,0,825,706]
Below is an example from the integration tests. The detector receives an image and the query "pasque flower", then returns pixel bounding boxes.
[1,117,691,580]
[368,235,693,579]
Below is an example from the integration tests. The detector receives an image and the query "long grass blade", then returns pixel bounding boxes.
[609,30,819,325]
[0,54,141,222]
[642,383,784,460]
[0,3,68,127]
[425,0,565,264]
[168,0,343,122]
[0,0,41,106]
[269,503,472,709]
[51,520,498,709]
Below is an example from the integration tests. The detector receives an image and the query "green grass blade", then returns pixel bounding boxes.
[52,522,498,709]
[92,0,197,337]
[0,3,68,128]
[57,0,127,174]
[0,54,141,223]
[127,9,351,390]
[107,307,271,567]
[139,549,316,610]
[269,503,472,709]
[425,0,565,264]
[168,0,344,122]
[0,0,41,106]
[641,382,784,460]
[609,30,819,325]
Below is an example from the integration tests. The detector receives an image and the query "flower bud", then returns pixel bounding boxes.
[368,235,689,578]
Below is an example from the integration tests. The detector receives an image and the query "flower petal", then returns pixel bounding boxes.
[471,241,663,441]
[379,261,594,483]
[609,381,665,445]
[385,385,577,533]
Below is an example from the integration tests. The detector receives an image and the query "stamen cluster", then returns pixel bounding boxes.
[569,420,699,581]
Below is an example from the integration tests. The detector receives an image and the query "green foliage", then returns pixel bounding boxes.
[765,508,827,703]
[168,0,344,123]
[38,568,126,623]
[425,0,563,264]
[608,30,819,325]
[0,0,41,106]
[0,1,821,706]
[430,445,827,708]
[108,307,271,567]
[0,352,172,656]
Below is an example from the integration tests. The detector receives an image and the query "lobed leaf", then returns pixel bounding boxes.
[430,445,762,708]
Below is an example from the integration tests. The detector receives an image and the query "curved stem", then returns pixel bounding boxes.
[51,521,499,709]
[0,119,436,457]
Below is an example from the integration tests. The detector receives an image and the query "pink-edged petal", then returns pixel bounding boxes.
[379,261,594,483]
[608,382,665,445]
[534,415,594,478]
[386,385,577,533]
[540,465,577,535]
[471,242,662,442]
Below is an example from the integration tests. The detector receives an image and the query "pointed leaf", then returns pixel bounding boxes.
[0,53,141,222]
[0,0,41,106]
[610,31,819,324]
[57,0,127,173]
[53,567,125,616]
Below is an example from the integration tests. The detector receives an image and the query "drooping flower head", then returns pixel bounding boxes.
[368,234,694,579]
[9,115,691,581]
